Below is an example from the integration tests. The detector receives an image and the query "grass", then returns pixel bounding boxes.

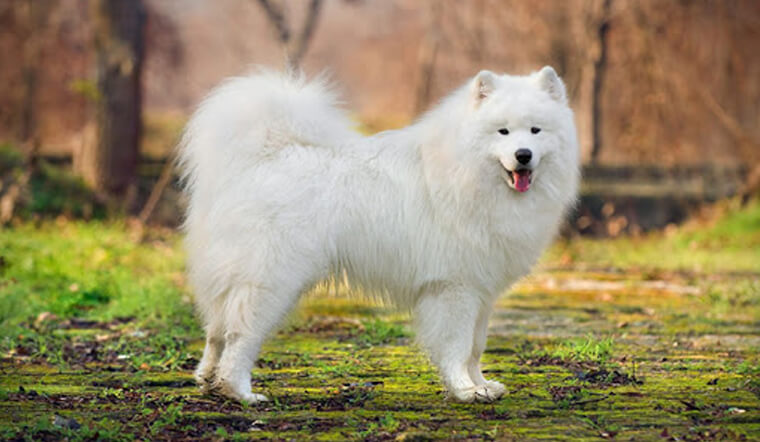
[548,198,760,273]
[356,319,408,347]
[0,144,106,220]
[0,220,199,377]
[0,220,190,335]
[0,199,758,439]
[547,335,615,366]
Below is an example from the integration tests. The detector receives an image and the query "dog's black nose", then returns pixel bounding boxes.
[515,148,532,165]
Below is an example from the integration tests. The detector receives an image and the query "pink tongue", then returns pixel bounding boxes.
[514,171,531,192]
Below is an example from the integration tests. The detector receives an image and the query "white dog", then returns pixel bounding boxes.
[179,66,579,403]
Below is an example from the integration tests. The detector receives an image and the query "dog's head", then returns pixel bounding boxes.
[460,66,579,200]
[419,66,579,224]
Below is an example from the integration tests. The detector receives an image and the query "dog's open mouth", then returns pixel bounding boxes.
[505,167,532,192]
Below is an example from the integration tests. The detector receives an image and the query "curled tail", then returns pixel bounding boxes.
[177,69,357,195]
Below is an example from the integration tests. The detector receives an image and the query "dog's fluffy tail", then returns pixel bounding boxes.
[177,69,357,194]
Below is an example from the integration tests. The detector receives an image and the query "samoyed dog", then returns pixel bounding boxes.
[179,66,579,403]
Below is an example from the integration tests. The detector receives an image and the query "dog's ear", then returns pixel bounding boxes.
[472,70,496,105]
[536,66,567,104]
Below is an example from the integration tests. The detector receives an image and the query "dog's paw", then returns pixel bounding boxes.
[196,378,214,394]
[194,370,216,394]
[450,383,506,403]
[194,375,211,392]
[484,380,506,397]
[235,391,270,404]
[193,363,216,393]
[215,379,269,404]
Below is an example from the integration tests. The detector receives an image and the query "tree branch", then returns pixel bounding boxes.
[289,0,323,68]
[257,0,290,44]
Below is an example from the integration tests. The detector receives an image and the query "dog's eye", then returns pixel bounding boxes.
[498,128,509,135]
[531,127,541,134]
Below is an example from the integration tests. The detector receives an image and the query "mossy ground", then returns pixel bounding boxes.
[1,201,759,440]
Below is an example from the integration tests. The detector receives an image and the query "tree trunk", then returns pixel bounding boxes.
[81,0,145,201]
[589,0,612,164]
[19,0,48,152]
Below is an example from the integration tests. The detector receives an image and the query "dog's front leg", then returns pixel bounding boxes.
[413,287,505,403]
[467,300,506,397]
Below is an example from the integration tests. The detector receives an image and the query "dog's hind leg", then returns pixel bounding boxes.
[194,300,226,393]
[214,283,301,403]
[414,287,504,403]
[467,301,506,397]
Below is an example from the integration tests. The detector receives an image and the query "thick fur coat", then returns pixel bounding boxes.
[179,66,580,403]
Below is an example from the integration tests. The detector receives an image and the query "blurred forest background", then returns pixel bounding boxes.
[1,0,759,234]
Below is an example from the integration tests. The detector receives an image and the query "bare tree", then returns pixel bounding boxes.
[80,0,146,203]
[589,0,612,164]
[256,0,323,70]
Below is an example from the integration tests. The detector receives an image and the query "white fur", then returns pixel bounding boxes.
[179,67,579,403]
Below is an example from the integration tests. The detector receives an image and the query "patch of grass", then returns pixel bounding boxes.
[379,412,400,432]
[149,402,183,435]
[0,144,106,221]
[0,413,132,442]
[578,414,621,439]
[354,318,408,347]
[547,198,760,273]
[0,143,23,169]
[704,279,760,314]
[548,335,615,366]
[0,220,191,338]
[0,220,198,376]
[28,161,106,219]
[688,199,760,246]
[735,360,760,376]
